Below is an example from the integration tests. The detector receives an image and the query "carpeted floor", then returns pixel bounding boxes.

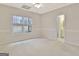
[6,38,79,56]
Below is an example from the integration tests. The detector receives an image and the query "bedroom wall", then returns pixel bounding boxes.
[41,4,79,45]
[0,4,41,45]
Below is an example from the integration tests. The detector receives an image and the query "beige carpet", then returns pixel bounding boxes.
[5,38,79,56]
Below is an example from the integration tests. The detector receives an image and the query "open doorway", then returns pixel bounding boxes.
[57,15,65,42]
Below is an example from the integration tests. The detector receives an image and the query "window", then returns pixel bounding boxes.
[12,16,32,33]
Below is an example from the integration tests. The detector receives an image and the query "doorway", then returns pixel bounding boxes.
[57,15,65,42]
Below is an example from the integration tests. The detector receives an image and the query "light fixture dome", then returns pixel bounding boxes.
[33,3,42,8]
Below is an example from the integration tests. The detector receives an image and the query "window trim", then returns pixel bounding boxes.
[12,15,32,33]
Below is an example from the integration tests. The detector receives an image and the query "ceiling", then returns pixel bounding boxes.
[1,3,72,14]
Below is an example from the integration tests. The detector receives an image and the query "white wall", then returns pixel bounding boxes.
[41,4,79,45]
[41,12,57,40]
[0,4,41,45]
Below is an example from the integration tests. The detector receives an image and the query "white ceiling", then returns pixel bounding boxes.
[2,3,72,14]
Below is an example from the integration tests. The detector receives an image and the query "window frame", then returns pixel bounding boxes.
[12,15,32,33]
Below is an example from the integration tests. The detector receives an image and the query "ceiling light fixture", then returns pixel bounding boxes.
[33,3,42,8]
[22,4,31,9]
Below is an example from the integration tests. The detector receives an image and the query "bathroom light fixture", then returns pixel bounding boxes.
[33,3,42,8]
